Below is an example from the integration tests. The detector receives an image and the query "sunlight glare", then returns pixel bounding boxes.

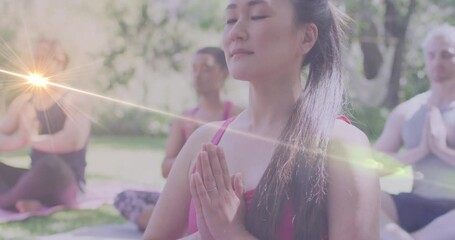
[26,73,48,87]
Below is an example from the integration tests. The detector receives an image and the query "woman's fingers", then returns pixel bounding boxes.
[204,144,227,191]
[194,172,212,205]
[233,173,244,199]
[196,152,204,181]
[200,149,218,195]
[191,173,215,240]
[217,146,233,191]
[197,144,235,197]
[190,173,203,212]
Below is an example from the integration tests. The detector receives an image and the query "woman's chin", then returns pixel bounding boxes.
[230,68,260,82]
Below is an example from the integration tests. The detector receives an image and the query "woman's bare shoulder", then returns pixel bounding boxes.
[331,119,369,147]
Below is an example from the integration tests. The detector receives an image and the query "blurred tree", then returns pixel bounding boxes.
[343,0,454,139]
[345,0,417,109]
[179,0,226,31]
[346,0,454,109]
[101,0,193,103]
[0,1,19,115]
[1,0,453,137]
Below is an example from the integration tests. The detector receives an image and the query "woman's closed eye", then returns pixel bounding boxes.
[226,15,269,25]
[226,19,237,25]
[251,16,268,20]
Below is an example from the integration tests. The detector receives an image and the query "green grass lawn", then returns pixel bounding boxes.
[0,135,166,240]
[0,206,126,240]
[0,135,414,240]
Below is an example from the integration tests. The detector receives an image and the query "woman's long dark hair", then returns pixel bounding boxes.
[246,1,346,239]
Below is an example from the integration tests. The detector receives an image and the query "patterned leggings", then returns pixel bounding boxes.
[114,190,160,222]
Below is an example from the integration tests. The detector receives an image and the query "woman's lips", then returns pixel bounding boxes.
[230,48,254,57]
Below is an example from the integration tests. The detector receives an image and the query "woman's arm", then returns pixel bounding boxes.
[144,123,220,240]
[0,132,27,152]
[30,93,91,153]
[161,117,186,178]
[328,120,380,240]
[0,95,31,151]
[0,94,30,135]
[374,103,428,167]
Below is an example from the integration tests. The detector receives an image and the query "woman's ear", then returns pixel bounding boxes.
[299,23,318,55]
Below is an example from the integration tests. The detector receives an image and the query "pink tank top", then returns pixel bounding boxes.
[187,116,351,239]
[182,101,233,140]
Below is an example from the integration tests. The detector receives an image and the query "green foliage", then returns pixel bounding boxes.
[101,0,192,93]
[0,18,17,97]
[94,0,201,135]
[89,135,166,150]
[1,0,454,137]
[402,62,430,101]
[91,104,171,136]
[346,103,388,142]
[181,1,226,31]
[343,0,454,139]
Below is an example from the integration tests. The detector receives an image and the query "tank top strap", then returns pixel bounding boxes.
[189,106,200,116]
[222,101,233,120]
[210,117,236,145]
[336,115,351,124]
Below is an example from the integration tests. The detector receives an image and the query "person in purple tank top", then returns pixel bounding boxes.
[114,47,242,231]
[0,38,91,212]
[144,1,379,239]
[376,24,455,240]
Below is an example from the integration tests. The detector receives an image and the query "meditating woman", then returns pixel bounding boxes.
[144,0,379,239]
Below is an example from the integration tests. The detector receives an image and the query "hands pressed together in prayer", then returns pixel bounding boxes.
[428,107,448,153]
[419,106,451,159]
[189,143,249,240]
[18,102,40,145]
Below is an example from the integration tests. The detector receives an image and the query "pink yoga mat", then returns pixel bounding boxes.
[0,182,151,223]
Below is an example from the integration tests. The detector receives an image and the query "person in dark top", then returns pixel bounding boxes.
[0,38,91,212]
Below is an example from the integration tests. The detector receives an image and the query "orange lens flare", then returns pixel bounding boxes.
[26,74,48,87]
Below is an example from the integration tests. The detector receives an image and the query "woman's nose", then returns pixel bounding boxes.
[227,18,249,42]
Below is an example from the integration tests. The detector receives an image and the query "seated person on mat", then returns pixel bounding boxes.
[376,24,455,240]
[0,38,91,212]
